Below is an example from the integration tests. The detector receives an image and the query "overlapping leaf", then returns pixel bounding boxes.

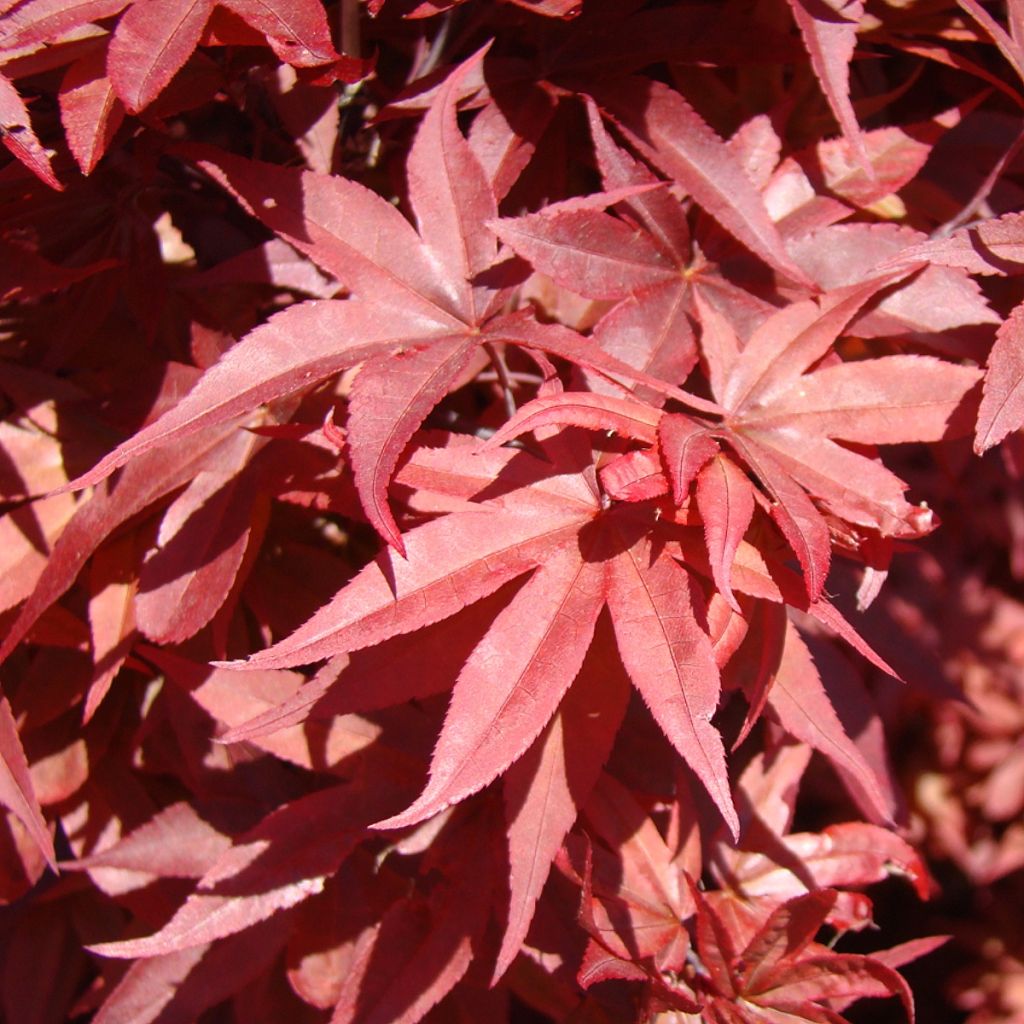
[231,435,739,837]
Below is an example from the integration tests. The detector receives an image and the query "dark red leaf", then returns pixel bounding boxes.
[0,73,62,189]
[107,0,215,112]
[0,696,54,869]
[58,45,125,174]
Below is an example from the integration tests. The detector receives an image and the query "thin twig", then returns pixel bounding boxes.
[340,0,361,57]
[933,127,1024,238]
[417,10,454,79]
[484,341,518,419]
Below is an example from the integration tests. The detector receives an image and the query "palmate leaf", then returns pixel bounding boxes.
[231,435,740,838]
[56,55,708,557]
[232,406,900,856]
[0,0,1010,1018]
[592,77,815,289]
[692,886,919,1023]
[488,273,977,605]
[700,283,981,597]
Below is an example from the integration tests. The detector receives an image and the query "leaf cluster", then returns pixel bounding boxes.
[2,0,1024,1020]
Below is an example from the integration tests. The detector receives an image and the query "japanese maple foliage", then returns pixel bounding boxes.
[2,0,1024,1021]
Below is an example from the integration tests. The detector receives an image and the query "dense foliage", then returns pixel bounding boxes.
[2,0,1024,1020]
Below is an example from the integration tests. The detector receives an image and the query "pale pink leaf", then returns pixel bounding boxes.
[957,0,1024,82]
[788,0,871,175]
[221,586,515,742]
[598,448,668,502]
[189,148,464,320]
[467,82,555,202]
[0,0,128,49]
[374,548,604,830]
[976,299,1024,452]
[348,335,477,552]
[762,954,914,1022]
[694,289,742,403]
[768,622,894,824]
[725,276,906,413]
[748,355,982,444]
[584,94,691,262]
[738,821,932,900]
[588,279,698,406]
[489,206,672,300]
[810,122,934,209]
[406,48,498,316]
[724,432,831,602]
[483,312,722,416]
[596,77,814,287]
[584,770,687,916]
[605,536,738,837]
[659,413,720,504]
[887,211,1024,276]
[69,801,233,879]
[745,430,927,538]
[697,454,756,613]
[496,630,630,981]
[729,114,783,190]
[869,936,949,972]
[788,224,998,337]
[742,889,838,991]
